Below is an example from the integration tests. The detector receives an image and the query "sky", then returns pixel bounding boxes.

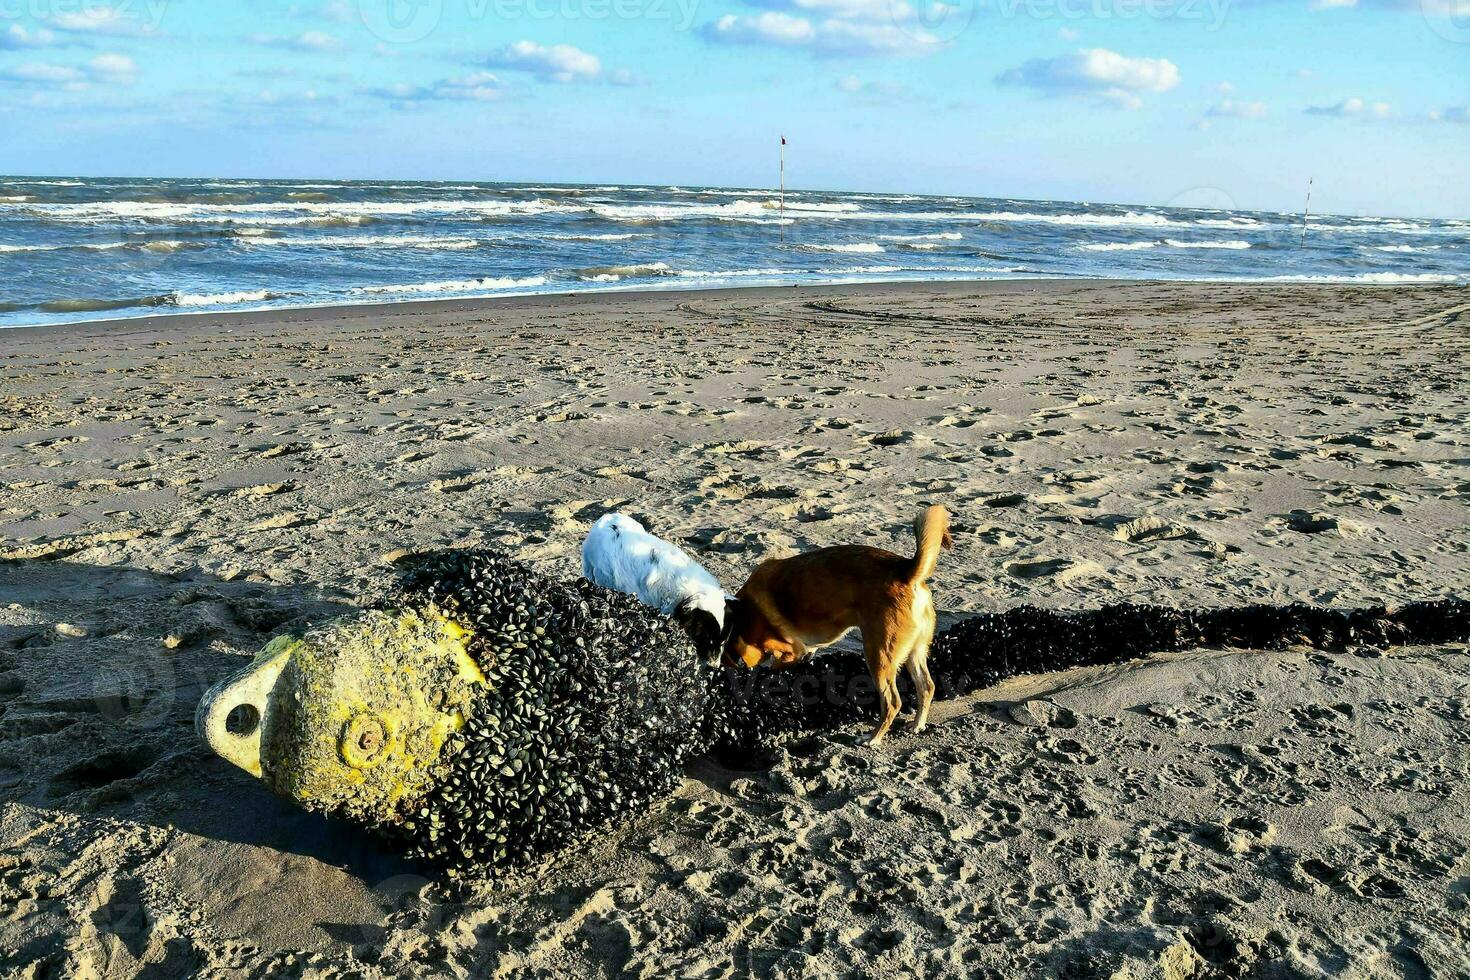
[0,0,1466,217]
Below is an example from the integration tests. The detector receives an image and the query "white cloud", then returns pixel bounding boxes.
[369,72,505,105]
[1310,0,1357,8]
[1305,97,1391,118]
[1206,97,1267,119]
[996,48,1180,109]
[702,13,941,57]
[835,74,905,98]
[229,87,338,110]
[88,53,137,80]
[1057,27,1080,41]
[0,24,64,49]
[1428,105,1470,123]
[0,52,137,89]
[1,63,87,85]
[481,41,603,82]
[704,12,816,47]
[248,31,341,52]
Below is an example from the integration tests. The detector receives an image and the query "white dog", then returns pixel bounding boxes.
[581,513,730,664]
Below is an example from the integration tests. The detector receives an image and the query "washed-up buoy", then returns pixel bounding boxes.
[198,548,1470,871]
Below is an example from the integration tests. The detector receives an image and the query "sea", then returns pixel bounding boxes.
[2,176,1466,329]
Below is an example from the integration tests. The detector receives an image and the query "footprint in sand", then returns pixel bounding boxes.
[1283,510,1345,535]
[868,429,917,447]
[1005,557,1103,583]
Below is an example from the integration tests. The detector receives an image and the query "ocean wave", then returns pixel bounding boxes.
[1162,239,1253,250]
[173,289,278,307]
[1078,241,1157,251]
[574,262,674,281]
[18,199,556,223]
[675,267,791,278]
[1365,244,1440,253]
[846,264,1027,275]
[799,242,886,254]
[1252,272,1462,284]
[880,232,962,241]
[0,239,194,254]
[237,234,484,250]
[973,210,1261,230]
[541,232,649,242]
[34,288,283,314]
[1078,239,1252,251]
[590,199,859,223]
[352,275,549,296]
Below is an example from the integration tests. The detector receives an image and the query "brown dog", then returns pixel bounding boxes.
[725,505,953,743]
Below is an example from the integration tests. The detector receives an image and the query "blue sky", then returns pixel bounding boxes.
[0,0,1466,216]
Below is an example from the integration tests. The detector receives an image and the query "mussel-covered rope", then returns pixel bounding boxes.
[704,598,1470,754]
[382,550,1468,869]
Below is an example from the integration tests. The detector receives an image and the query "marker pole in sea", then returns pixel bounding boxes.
[779,134,786,243]
[1301,177,1313,246]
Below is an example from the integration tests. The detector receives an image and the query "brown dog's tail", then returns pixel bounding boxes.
[908,505,953,585]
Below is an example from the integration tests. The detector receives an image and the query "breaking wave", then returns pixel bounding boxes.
[352,276,549,296]
[799,242,886,254]
[573,262,674,282]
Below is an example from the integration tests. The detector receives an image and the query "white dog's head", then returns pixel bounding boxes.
[674,590,732,668]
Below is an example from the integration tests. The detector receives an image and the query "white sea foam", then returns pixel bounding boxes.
[352,275,549,296]
[1078,241,1158,251]
[0,239,190,253]
[1253,272,1462,284]
[542,232,649,241]
[1366,244,1439,253]
[171,289,276,307]
[800,242,886,254]
[1162,239,1253,250]
[238,234,483,250]
[973,210,1262,230]
[880,232,962,241]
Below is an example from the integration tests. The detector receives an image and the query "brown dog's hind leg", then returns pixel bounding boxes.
[904,641,935,733]
[864,628,904,745]
[905,594,938,733]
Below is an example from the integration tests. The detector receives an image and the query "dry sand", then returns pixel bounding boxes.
[1,279,1467,978]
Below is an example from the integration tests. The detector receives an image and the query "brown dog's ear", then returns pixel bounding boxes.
[720,598,742,642]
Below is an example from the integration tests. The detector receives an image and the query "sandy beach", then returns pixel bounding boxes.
[2,278,1468,977]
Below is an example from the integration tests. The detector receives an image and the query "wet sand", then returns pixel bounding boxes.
[1,279,1468,977]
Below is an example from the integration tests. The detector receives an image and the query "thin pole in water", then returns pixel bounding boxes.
[779,135,786,221]
[1301,177,1313,246]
